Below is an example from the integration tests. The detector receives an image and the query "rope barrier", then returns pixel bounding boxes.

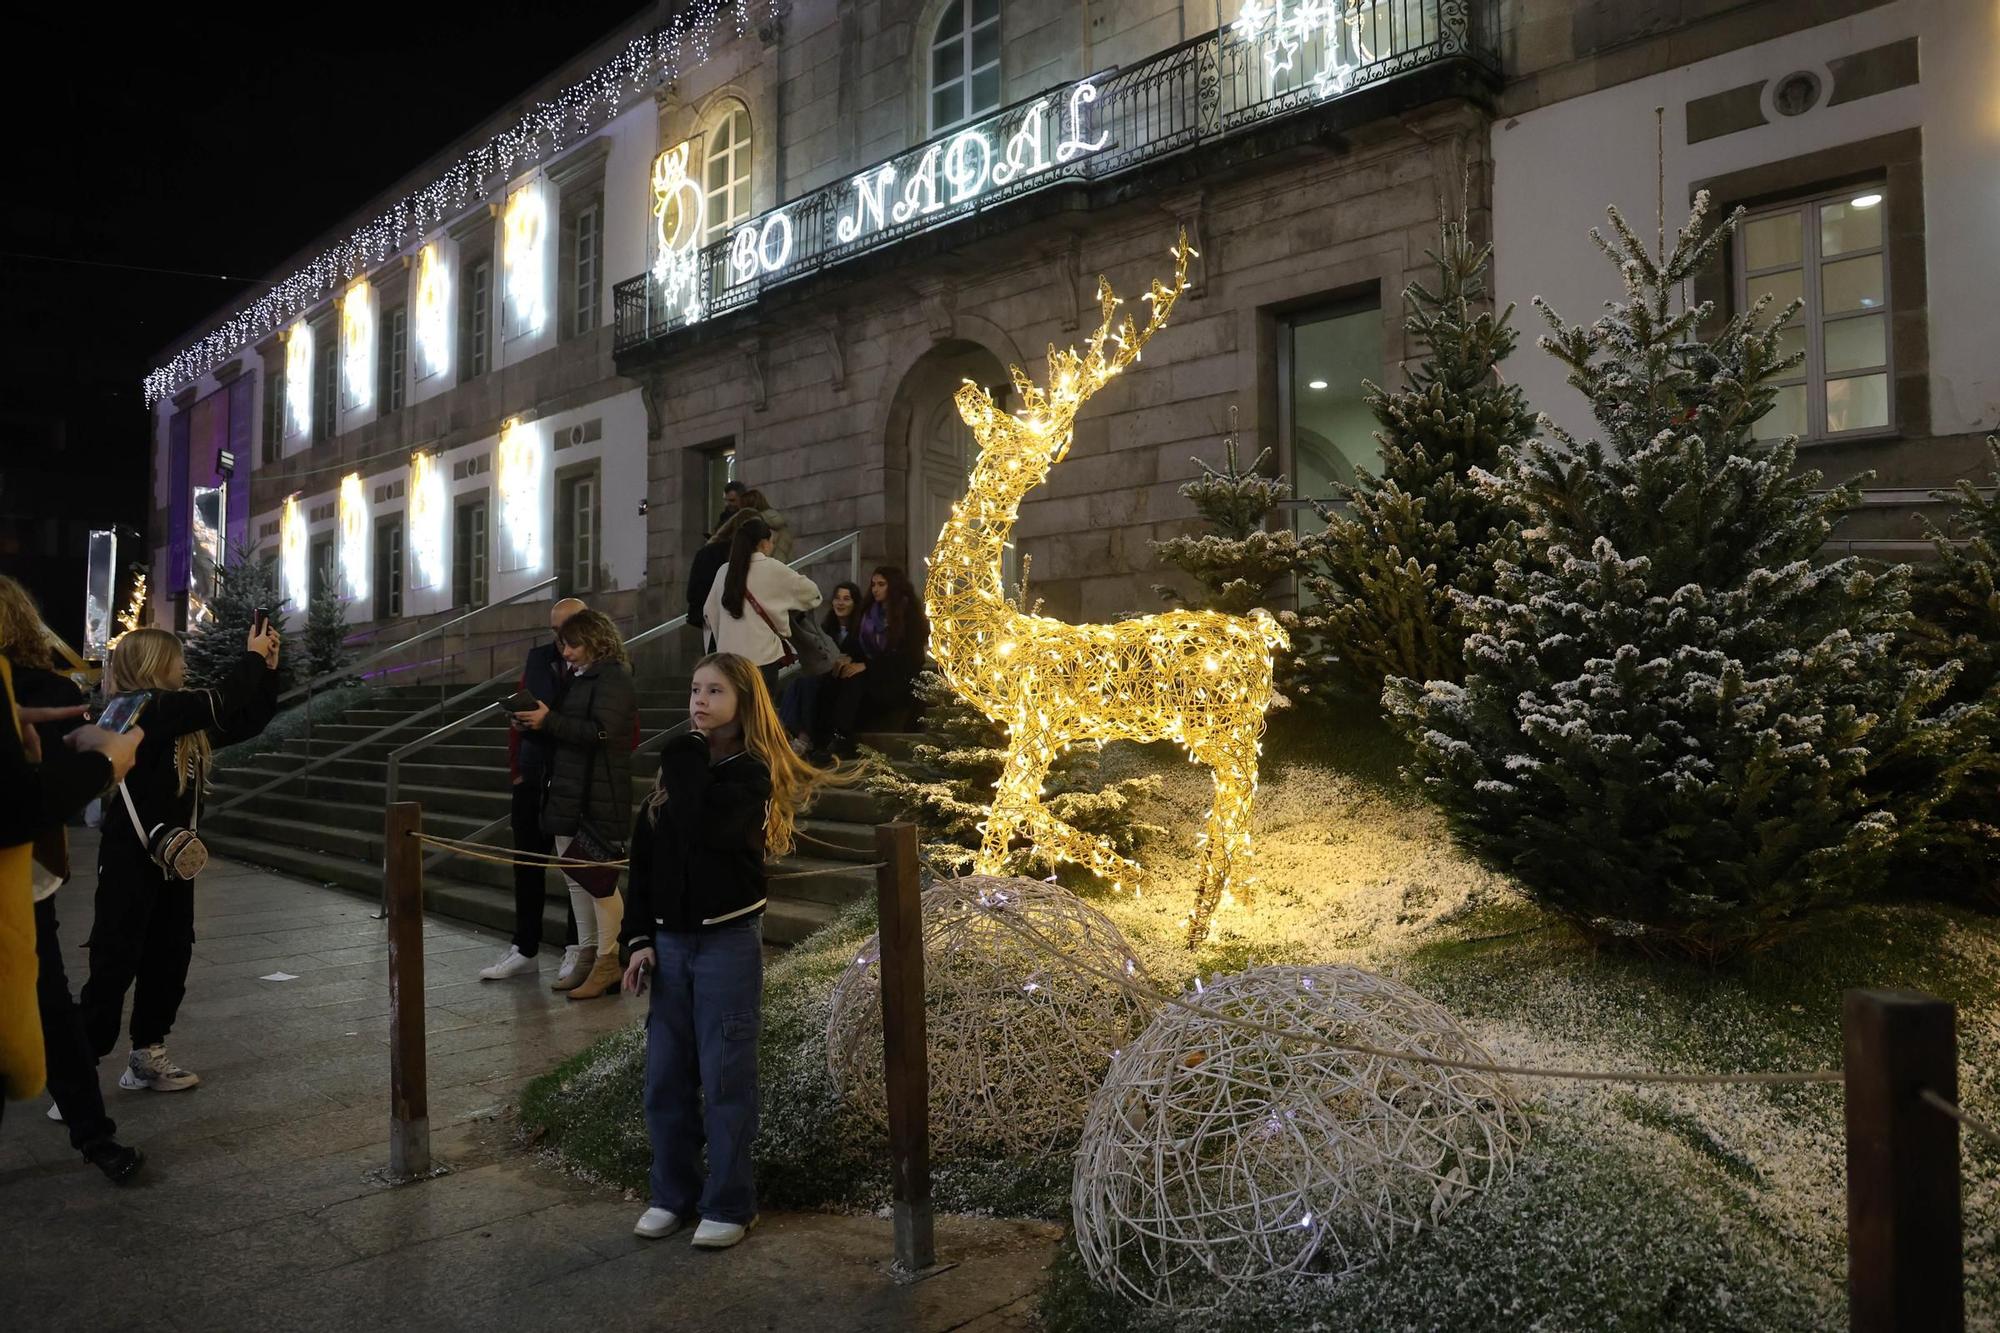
[1922,1088,2000,1149]
[953,891,1846,1089]
[406,829,885,881]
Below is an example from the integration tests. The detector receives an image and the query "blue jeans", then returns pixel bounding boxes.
[645,920,763,1223]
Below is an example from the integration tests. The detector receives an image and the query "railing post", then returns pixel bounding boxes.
[874,820,933,1272]
[1843,988,1962,1332]
[385,801,430,1178]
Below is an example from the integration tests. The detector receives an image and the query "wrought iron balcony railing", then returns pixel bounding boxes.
[615,0,1494,354]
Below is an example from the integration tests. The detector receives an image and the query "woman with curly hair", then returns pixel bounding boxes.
[513,608,635,1001]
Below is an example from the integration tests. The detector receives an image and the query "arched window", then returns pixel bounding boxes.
[928,0,1000,134]
[704,106,753,244]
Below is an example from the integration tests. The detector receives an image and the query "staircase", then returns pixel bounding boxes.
[205,683,889,946]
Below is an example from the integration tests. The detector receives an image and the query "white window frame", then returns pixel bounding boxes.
[928,0,1001,135]
[455,497,489,608]
[384,305,408,412]
[469,260,493,378]
[703,108,753,245]
[560,472,598,596]
[1736,184,1894,443]
[573,203,601,336]
[313,320,338,444]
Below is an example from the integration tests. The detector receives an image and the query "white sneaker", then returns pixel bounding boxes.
[634,1207,683,1239]
[46,1100,63,1123]
[551,945,582,986]
[119,1043,199,1092]
[479,946,537,980]
[691,1216,757,1249]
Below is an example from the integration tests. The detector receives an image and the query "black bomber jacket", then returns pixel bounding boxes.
[620,732,772,948]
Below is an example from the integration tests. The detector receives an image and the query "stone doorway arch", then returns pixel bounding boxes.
[885,339,1014,586]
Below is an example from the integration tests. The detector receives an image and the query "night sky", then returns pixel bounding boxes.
[0,1,652,640]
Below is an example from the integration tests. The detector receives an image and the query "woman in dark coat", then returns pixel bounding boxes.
[811,566,927,759]
[514,608,636,1000]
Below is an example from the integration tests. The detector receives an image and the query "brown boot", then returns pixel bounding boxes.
[566,950,623,1001]
[550,946,596,993]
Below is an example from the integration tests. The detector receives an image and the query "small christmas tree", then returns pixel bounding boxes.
[1151,405,1298,616]
[300,584,353,684]
[1386,195,1940,960]
[866,670,1166,877]
[184,545,293,694]
[1288,221,1534,700]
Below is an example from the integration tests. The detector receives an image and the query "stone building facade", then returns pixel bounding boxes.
[142,0,1996,649]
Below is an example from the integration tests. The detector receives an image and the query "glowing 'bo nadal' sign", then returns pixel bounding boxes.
[924,231,1288,949]
[1232,0,1378,99]
[650,140,707,322]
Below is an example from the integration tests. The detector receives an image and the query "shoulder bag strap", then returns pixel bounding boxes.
[743,588,789,641]
[118,781,151,843]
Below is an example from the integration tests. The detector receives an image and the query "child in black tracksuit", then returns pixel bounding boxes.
[81,626,279,1092]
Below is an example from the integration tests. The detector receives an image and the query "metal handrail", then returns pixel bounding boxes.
[277,575,557,704]
[393,532,864,874]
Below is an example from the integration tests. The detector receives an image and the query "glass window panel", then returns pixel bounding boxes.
[1826,373,1890,432]
[1820,196,1883,257]
[708,155,728,190]
[1754,268,1804,318]
[973,22,999,69]
[971,66,1000,115]
[933,43,959,84]
[1824,314,1886,374]
[730,110,751,149]
[1290,306,1383,543]
[1775,324,1807,366]
[1753,383,1807,442]
[932,87,957,128]
[1743,213,1803,271]
[1822,254,1885,314]
[973,0,998,23]
[936,2,963,40]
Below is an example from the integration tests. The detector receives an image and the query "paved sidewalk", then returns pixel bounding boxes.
[0,834,1058,1331]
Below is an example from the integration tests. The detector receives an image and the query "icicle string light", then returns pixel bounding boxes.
[143,0,753,405]
[923,230,1288,948]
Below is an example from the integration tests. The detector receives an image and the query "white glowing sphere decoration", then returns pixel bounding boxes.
[1071,964,1528,1310]
[826,876,1154,1155]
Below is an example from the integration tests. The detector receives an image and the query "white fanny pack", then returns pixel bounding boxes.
[119,781,208,882]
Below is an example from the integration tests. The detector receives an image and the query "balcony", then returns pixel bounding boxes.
[614,0,1497,356]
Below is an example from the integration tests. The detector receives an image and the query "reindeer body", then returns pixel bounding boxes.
[924,235,1287,946]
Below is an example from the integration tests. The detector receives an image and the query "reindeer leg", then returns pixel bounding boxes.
[981,724,1147,893]
[1184,729,1262,948]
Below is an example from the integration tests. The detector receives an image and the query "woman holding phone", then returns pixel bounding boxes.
[79,622,280,1091]
[513,608,635,1001]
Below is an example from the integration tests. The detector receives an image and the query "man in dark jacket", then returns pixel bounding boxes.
[482,597,587,983]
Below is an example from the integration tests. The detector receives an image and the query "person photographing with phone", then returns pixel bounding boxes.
[78,618,280,1093]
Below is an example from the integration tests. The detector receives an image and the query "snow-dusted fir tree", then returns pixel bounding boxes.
[1288,221,1533,699]
[1386,196,1935,959]
[184,546,292,693]
[300,584,352,684]
[1152,405,1298,616]
[867,670,1165,877]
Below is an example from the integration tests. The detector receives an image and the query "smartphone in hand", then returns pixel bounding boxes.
[252,606,271,634]
[95,691,152,734]
[503,689,540,714]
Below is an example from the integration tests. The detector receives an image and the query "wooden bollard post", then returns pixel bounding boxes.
[385,801,430,1179]
[874,821,934,1272]
[1844,988,1962,1332]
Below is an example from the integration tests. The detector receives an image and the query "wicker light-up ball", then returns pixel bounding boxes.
[1072,964,1527,1309]
[826,876,1155,1154]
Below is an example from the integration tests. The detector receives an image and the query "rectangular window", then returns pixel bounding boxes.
[313,323,338,444]
[1738,184,1892,441]
[572,204,601,337]
[555,469,598,597]
[309,536,335,602]
[1280,299,1383,540]
[262,367,284,465]
[380,304,407,412]
[702,444,737,538]
[463,259,493,382]
[453,498,489,608]
[374,518,404,619]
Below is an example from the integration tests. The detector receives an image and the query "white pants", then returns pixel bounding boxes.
[555,835,623,953]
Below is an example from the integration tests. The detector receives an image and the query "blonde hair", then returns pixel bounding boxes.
[556,608,629,669]
[109,628,209,793]
[653,652,857,860]
[0,575,52,670]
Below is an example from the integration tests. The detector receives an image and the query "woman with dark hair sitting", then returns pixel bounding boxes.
[703,516,821,699]
[810,565,927,760]
[777,581,863,753]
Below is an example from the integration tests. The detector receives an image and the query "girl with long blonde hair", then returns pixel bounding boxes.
[617,652,851,1248]
[81,621,280,1092]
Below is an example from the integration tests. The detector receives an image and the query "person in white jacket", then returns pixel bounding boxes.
[704,515,822,697]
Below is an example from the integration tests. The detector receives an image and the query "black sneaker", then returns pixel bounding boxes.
[81,1138,145,1185]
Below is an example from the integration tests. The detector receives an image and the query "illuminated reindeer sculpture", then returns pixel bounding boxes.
[925,232,1288,947]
